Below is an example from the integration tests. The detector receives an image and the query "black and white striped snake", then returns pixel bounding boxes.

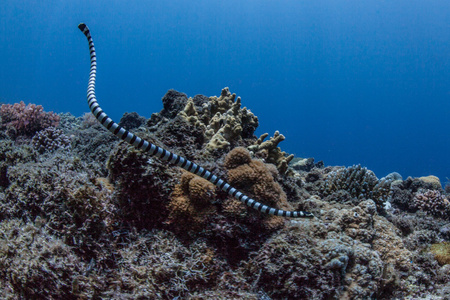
[78,23,313,218]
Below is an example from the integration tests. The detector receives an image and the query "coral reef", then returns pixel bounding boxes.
[243,200,410,299]
[0,101,60,137]
[0,89,449,298]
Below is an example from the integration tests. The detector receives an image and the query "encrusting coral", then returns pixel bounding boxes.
[430,242,450,265]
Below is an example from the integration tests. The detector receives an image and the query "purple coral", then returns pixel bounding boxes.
[0,101,60,136]
[31,127,71,153]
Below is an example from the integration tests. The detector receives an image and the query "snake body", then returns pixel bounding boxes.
[78,23,313,218]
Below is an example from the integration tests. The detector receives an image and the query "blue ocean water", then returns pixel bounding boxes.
[1,1,449,181]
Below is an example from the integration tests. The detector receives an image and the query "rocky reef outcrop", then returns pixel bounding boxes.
[0,90,449,299]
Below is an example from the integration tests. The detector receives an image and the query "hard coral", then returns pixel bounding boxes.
[244,218,384,299]
[112,229,226,299]
[0,140,36,189]
[322,164,392,213]
[31,127,71,153]
[168,171,217,229]
[0,219,105,299]
[224,147,291,229]
[2,153,115,255]
[0,101,60,137]
[413,189,450,219]
[248,130,294,174]
[107,138,179,229]
[430,242,450,265]
[147,88,259,157]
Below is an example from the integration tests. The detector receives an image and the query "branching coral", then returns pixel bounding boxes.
[0,101,60,137]
[248,131,294,174]
[203,88,258,152]
[148,87,259,155]
[413,189,450,219]
[322,164,392,213]
[112,229,226,299]
[0,140,36,188]
[31,127,71,153]
[0,219,105,298]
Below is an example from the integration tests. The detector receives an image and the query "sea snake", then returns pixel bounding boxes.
[78,23,313,218]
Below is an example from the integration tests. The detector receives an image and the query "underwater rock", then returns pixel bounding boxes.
[118,111,147,130]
